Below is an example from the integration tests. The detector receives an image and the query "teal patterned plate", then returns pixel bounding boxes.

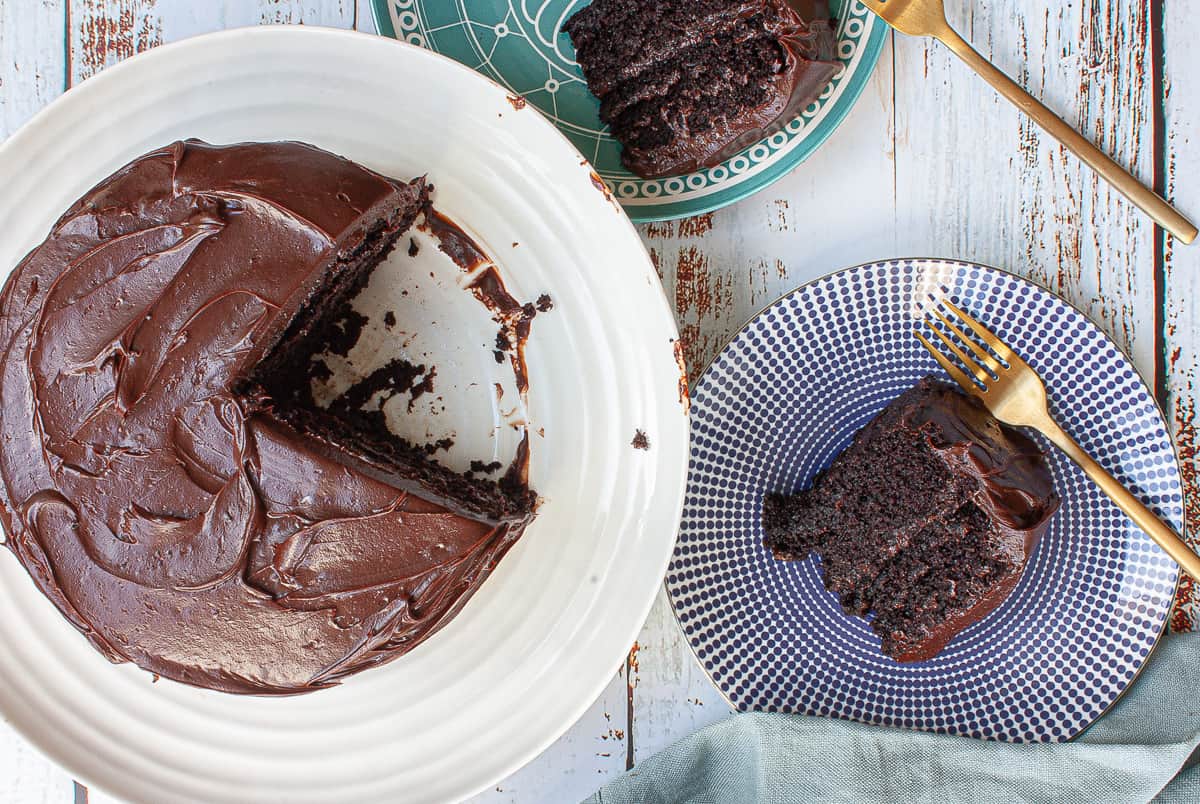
[372,1,887,221]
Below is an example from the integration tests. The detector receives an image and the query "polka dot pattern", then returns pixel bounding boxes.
[668,259,1184,743]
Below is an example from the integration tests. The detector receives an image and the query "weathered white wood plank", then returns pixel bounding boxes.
[1161,1,1200,631]
[465,666,631,803]
[639,36,900,386]
[629,591,733,763]
[0,720,76,804]
[893,0,1157,371]
[627,34,901,765]
[1,1,1195,802]
[66,0,356,85]
[355,0,376,33]
[0,0,66,141]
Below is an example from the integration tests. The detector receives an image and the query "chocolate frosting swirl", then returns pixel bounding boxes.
[0,141,525,694]
[891,379,1061,660]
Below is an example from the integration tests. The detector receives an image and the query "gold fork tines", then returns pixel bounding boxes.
[915,298,1200,581]
[851,0,1196,243]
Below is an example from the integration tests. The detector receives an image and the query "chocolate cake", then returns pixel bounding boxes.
[763,377,1060,662]
[564,0,840,178]
[0,140,537,694]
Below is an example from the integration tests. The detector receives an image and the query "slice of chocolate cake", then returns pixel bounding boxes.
[564,0,840,178]
[763,377,1060,662]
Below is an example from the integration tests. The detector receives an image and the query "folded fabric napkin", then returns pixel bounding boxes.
[585,633,1200,804]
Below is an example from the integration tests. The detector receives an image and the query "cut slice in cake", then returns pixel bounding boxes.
[763,377,1060,662]
[242,175,535,524]
[564,0,840,178]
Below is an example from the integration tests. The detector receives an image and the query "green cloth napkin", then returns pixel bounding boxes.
[585,633,1200,804]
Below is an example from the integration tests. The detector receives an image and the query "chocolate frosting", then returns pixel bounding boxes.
[0,141,527,694]
[890,379,1061,661]
[906,382,1060,548]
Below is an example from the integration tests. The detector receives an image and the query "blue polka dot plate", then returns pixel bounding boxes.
[371,1,887,222]
[671,259,1183,742]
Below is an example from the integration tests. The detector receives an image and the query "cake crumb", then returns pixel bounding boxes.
[327,303,368,357]
[589,171,620,212]
[512,241,520,248]
[536,293,554,312]
[421,437,454,455]
[672,340,690,414]
[632,430,650,450]
[383,311,397,328]
[506,94,527,110]
[309,358,333,382]
[409,366,437,409]
[408,238,419,257]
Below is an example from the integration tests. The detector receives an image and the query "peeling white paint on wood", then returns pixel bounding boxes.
[892,0,1157,371]
[0,719,76,804]
[65,0,357,87]
[1161,0,1200,632]
[1,0,1197,802]
[0,0,66,140]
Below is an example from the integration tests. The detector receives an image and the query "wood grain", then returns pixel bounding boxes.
[0,0,66,141]
[463,669,631,803]
[1161,0,1200,631]
[640,36,900,383]
[894,0,1156,370]
[66,0,357,88]
[0,719,76,804]
[0,0,1197,801]
[626,33,901,770]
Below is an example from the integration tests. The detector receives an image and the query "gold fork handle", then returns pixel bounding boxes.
[1039,418,1200,581]
[932,24,1198,245]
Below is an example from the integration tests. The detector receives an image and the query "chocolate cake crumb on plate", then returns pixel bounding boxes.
[564,0,840,178]
[763,377,1060,662]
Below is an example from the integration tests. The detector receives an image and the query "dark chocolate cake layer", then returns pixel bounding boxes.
[564,0,839,178]
[763,377,1060,662]
[0,140,535,694]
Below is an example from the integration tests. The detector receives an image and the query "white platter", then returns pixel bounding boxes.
[0,26,689,804]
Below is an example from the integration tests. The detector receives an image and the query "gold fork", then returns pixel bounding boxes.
[852,0,1197,244]
[915,297,1200,581]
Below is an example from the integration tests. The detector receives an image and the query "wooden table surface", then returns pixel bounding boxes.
[1,1,1197,802]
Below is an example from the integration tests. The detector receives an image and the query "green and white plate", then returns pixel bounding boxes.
[373,1,887,221]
